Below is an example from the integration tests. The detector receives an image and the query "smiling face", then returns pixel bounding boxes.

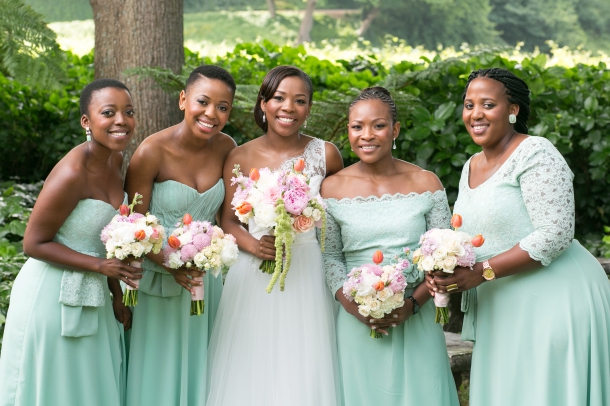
[348,99,400,163]
[462,77,520,148]
[180,76,233,140]
[260,76,311,138]
[81,87,135,151]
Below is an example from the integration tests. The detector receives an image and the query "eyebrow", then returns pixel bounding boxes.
[275,90,308,98]
[196,94,231,104]
[99,103,134,108]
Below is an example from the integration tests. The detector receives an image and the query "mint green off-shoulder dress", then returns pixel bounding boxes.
[322,191,459,406]
[455,136,610,406]
[125,180,224,406]
[0,199,127,406]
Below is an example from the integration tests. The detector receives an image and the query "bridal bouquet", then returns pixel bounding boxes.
[343,250,410,339]
[163,214,239,315]
[412,214,485,324]
[101,193,165,306]
[231,158,326,293]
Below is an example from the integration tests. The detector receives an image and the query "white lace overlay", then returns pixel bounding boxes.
[454,136,575,266]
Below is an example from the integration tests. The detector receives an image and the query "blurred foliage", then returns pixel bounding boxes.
[0,51,94,180]
[0,0,67,89]
[0,180,42,347]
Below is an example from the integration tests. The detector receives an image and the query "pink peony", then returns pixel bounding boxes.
[286,173,310,192]
[180,244,199,263]
[192,233,212,251]
[283,189,309,215]
[263,186,282,205]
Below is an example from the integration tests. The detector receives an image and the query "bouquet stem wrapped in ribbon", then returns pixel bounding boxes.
[342,249,411,339]
[101,193,165,307]
[413,214,484,324]
[164,214,239,316]
[231,158,327,293]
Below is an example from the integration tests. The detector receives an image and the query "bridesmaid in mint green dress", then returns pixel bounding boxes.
[321,87,459,406]
[428,68,610,406]
[0,79,141,405]
[124,66,236,406]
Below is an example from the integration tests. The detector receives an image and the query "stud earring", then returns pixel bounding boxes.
[86,127,92,142]
[393,138,397,150]
[509,114,517,124]
[262,112,266,123]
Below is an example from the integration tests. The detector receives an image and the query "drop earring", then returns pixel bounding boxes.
[303,119,308,129]
[86,127,92,142]
[262,112,266,123]
[393,138,397,150]
[509,114,517,124]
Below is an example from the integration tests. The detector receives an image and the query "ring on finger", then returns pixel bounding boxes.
[447,283,459,292]
[392,314,398,319]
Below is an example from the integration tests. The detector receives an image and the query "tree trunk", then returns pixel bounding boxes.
[266,0,276,19]
[90,0,184,173]
[357,6,379,37]
[295,0,316,45]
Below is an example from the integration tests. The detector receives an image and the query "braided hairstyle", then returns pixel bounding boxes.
[349,86,397,124]
[463,68,530,134]
[254,66,313,132]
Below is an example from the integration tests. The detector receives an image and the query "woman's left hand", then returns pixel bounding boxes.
[112,295,133,331]
[370,300,414,333]
[428,265,485,294]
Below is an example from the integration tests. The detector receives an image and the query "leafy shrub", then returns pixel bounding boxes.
[0,180,41,346]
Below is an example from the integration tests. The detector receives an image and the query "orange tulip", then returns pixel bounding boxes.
[134,229,146,241]
[249,168,260,181]
[236,202,253,215]
[471,234,485,247]
[374,281,385,291]
[451,214,463,229]
[294,158,305,172]
[119,204,130,216]
[183,213,192,225]
[168,235,181,249]
[372,250,384,265]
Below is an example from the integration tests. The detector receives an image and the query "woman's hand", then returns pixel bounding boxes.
[112,295,133,330]
[253,235,276,260]
[427,265,485,294]
[96,258,143,289]
[167,267,205,295]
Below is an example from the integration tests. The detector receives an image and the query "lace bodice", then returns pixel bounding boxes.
[57,199,121,307]
[321,191,452,296]
[453,136,575,265]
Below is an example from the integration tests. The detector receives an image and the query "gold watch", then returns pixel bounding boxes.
[482,260,496,281]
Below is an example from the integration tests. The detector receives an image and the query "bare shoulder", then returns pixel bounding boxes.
[214,131,238,156]
[320,164,358,199]
[323,141,344,176]
[396,160,444,193]
[42,145,88,198]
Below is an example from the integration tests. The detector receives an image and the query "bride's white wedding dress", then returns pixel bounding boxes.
[206,138,340,406]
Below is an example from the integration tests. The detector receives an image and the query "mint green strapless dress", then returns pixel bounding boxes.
[0,199,126,406]
[323,191,459,406]
[455,136,610,406]
[125,180,224,406]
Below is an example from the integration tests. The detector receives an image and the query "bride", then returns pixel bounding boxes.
[206,65,343,405]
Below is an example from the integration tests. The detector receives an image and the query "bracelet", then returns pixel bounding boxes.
[406,295,420,314]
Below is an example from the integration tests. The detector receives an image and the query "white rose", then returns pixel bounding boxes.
[377,287,393,301]
[178,231,193,246]
[370,310,384,319]
[193,252,207,269]
[146,214,158,223]
[369,300,381,311]
[253,203,277,229]
[358,304,371,317]
[421,256,436,272]
[122,244,132,255]
[432,248,447,261]
[442,256,458,272]
[131,243,145,258]
[303,206,313,217]
[445,238,465,256]
[312,209,321,221]
[256,170,280,191]
[220,240,239,267]
[167,252,184,269]
[114,248,127,260]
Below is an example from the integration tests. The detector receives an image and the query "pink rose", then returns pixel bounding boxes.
[292,215,314,233]
[283,189,309,215]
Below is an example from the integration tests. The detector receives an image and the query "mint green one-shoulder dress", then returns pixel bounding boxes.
[322,191,459,406]
[0,199,127,406]
[455,136,610,406]
[125,180,224,406]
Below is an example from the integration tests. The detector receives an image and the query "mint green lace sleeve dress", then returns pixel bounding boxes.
[453,136,610,406]
[322,191,459,406]
[0,200,127,406]
[125,180,224,406]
